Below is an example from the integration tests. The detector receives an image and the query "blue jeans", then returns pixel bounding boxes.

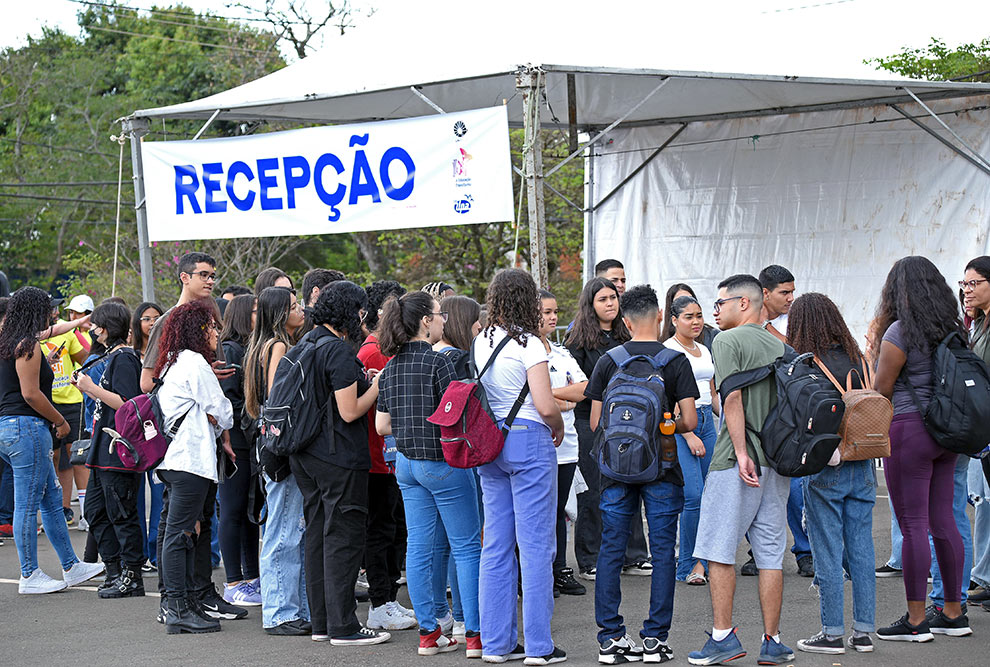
[929,453,973,606]
[137,471,164,564]
[788,477,812,560]
[260,473,309,627]
[0,416,80,577]
[479,418,557,657]
[596,480,683,643]
[674,404,715,580]
[396,452,481,632]
[0,455,13,523]
[971,458,990,588]
[211,492,221,567]
[887,496,903,569]
[432,520,465,621]
[802,461,877,635]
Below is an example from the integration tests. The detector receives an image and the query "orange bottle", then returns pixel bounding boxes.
[659,412,676,436]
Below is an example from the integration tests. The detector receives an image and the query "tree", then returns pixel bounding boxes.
[867,38,990,81]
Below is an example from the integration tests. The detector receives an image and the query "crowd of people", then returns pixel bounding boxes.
[1,251,990,666]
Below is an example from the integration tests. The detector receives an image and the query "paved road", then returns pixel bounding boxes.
[1,474,985,666]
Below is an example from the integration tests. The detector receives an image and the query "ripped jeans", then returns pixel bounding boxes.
[157,469,216,600]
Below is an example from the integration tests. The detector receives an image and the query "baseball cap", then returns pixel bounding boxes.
[66,295,95,313]
[50,296,64,308]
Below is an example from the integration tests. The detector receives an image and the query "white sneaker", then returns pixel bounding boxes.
[386,600,416,619]
[367,603,417,630]
[356,571,370,589]
[438,610,454,636]
[453,620,467,638]
[63,561,105,587]
[19,569,68,594]
[77,518,89,532]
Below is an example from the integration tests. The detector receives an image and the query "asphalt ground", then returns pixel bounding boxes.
[1,471,986,667]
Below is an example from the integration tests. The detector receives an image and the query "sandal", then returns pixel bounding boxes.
[685,572,707,586]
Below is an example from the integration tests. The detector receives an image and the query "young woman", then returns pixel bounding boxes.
[376,291,482,657]
[787,293,877,654]
[253,266,293,295]
[0,286,104,594]
[475,269,565,664]
[662,283,719,350]
[154,300,235,634]
[74,302,146,598]
[871,256,970,641]
[217,294,261,606]
[565,277,645,580]
[290,281,388,646]
[539,290,589,597]
[244,286,311,636]
[661,295,719,585]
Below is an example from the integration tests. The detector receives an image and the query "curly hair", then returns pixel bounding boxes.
[312,280,368,345]
[870,256,966,353]
[0,286,52,360]
[483,269,540,347]
[153,300,218,378]
[365,280,406,332]
[564,277,631,351]
[787,293,862,362]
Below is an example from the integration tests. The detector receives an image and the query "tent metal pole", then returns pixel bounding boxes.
[889,105,990,177]
[410,87,446,114]
[583,140,596,284]
[593,123,687,212]
[122,116,156,303]
[545,76,670,178]
[192,109,222,140]
[512,164,583,212]
[900,88,990,170]
[517,67,549,289]
[566,73,579,154]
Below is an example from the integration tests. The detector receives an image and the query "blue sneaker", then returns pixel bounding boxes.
[687,628,746,665]
[757,635,795,665]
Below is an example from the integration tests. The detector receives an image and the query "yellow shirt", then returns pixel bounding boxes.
[41,324,84,404]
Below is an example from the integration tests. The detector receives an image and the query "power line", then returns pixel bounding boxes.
[72,1,281,41]
[86,24,276,55]
[0,192,131,206]
[0,181,122,187]
[0,137,119,158]
[0,217,121,225]
[66,0,313,26]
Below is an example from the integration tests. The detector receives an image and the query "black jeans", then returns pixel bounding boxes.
[157,470,216,600]
[365,472,403,607]
[218,436,260,583]
[85,468,144,568]
[290,452,368,637]
[554,462,577,572]
[574,417,649,572]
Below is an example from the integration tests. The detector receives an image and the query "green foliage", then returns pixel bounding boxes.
[867,38,990,81]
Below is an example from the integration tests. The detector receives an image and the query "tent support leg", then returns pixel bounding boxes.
[890,105,990,178]
[593,123,687,211]
[900,88,990,170]
[122,116,156,303]
[583,142,596,284]
[512,165,583,212]
[517,68,548,289]
[410,87,445,114]
[193,109,222,140]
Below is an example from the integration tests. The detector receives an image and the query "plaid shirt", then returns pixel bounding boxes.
[377,340,457,461]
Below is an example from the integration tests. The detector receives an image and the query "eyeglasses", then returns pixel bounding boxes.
[185,270,217,282]
[713,295,744,314]
[139,316,159,323]
[429,311,449,322]
[959,279,988,291]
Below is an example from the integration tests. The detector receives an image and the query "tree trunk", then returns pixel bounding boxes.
[352,232,388,277]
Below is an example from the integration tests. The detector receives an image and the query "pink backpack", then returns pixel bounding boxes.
[103,390,190,473]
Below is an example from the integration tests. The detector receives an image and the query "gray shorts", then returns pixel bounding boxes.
[693,464,791,570]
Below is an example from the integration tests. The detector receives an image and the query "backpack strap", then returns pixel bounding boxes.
[471,335,531,434]
[605,346,632,368]
[471,335,514,380]
[717,364,774,403]
[812,356,846,395]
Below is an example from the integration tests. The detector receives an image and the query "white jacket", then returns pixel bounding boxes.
[156,350,233,482]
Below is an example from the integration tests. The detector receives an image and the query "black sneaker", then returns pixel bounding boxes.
[796,555,814,578]
[554,568,586,596]
[482,642,527,663]
[196,585,249,620]
[796,631,844,654]
[875,564,902,577]
[928,609,972,636]
[876,613,934,642]
[969,585,990,602]
[330,626,391,646]
[622,560,653,576]
[265,618,313,636]
[846,634,873,652]
[642,637,673,663]
[578,568,597,581]
[524,646,567,665]
[598,634,642,664]
[740,557,758,576]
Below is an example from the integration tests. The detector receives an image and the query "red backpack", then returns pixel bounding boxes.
[427,336,529,468]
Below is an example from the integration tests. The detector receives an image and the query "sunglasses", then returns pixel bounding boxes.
[713,295,744,315]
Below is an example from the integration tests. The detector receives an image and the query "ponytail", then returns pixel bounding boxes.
[378,291,436,357]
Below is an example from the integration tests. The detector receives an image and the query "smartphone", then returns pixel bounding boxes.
[225,363,242,371]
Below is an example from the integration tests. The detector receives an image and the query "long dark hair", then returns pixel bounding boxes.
[440,295,481,351]
[131,301,164,354]
[870,256,966,353]
[221,294,255,346]
[565,277,631,350]
[153,300,218,378]
[378,292,435,357]
[244,287,294,418]
[787,293,862,363]
[966,255,990,335]
[484,269,540,347]
[0,286,51,360]
[662,283,696,341]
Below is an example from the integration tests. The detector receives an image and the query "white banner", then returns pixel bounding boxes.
[141,107,513,241]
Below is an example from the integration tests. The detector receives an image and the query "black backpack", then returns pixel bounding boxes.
[719,349,844,477]
[902,331,990,457]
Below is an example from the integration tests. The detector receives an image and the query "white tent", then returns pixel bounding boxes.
[127,40,990,331]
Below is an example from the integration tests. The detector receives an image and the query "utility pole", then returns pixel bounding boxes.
[121,116,156,303]
[516,67,548,289]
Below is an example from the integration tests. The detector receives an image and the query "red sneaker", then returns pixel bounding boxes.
[0,524,13,538]
[419,626,458,656]
[465,631,482,659]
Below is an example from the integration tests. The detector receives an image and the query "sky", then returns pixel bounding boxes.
[3,0,990,81]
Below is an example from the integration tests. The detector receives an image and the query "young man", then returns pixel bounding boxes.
[596,259,627,296]
[295,269,346,339]
[586,285,699,664]
[688,274,793,666]
[65,294,95,353]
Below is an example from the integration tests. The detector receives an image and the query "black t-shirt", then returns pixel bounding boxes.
[297,326,372,471]
[0,351,55,419]
[816,346,865,391]
[585,341,700,487]
[567,328,623,421]
[88,348,142,470]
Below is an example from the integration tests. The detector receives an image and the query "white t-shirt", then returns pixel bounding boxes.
[663,337,714,406]
[546,343,586,464]
[473,327,548,426]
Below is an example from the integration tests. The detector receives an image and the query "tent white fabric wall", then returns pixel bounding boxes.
[591,97,990,340]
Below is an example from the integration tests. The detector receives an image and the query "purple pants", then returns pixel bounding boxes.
[885,413,963,603]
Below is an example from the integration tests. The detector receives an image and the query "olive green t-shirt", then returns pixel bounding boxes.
[710,323,785,472]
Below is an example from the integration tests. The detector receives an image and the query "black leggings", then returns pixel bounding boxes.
[218,437,259,583]
[554,462,577,572]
